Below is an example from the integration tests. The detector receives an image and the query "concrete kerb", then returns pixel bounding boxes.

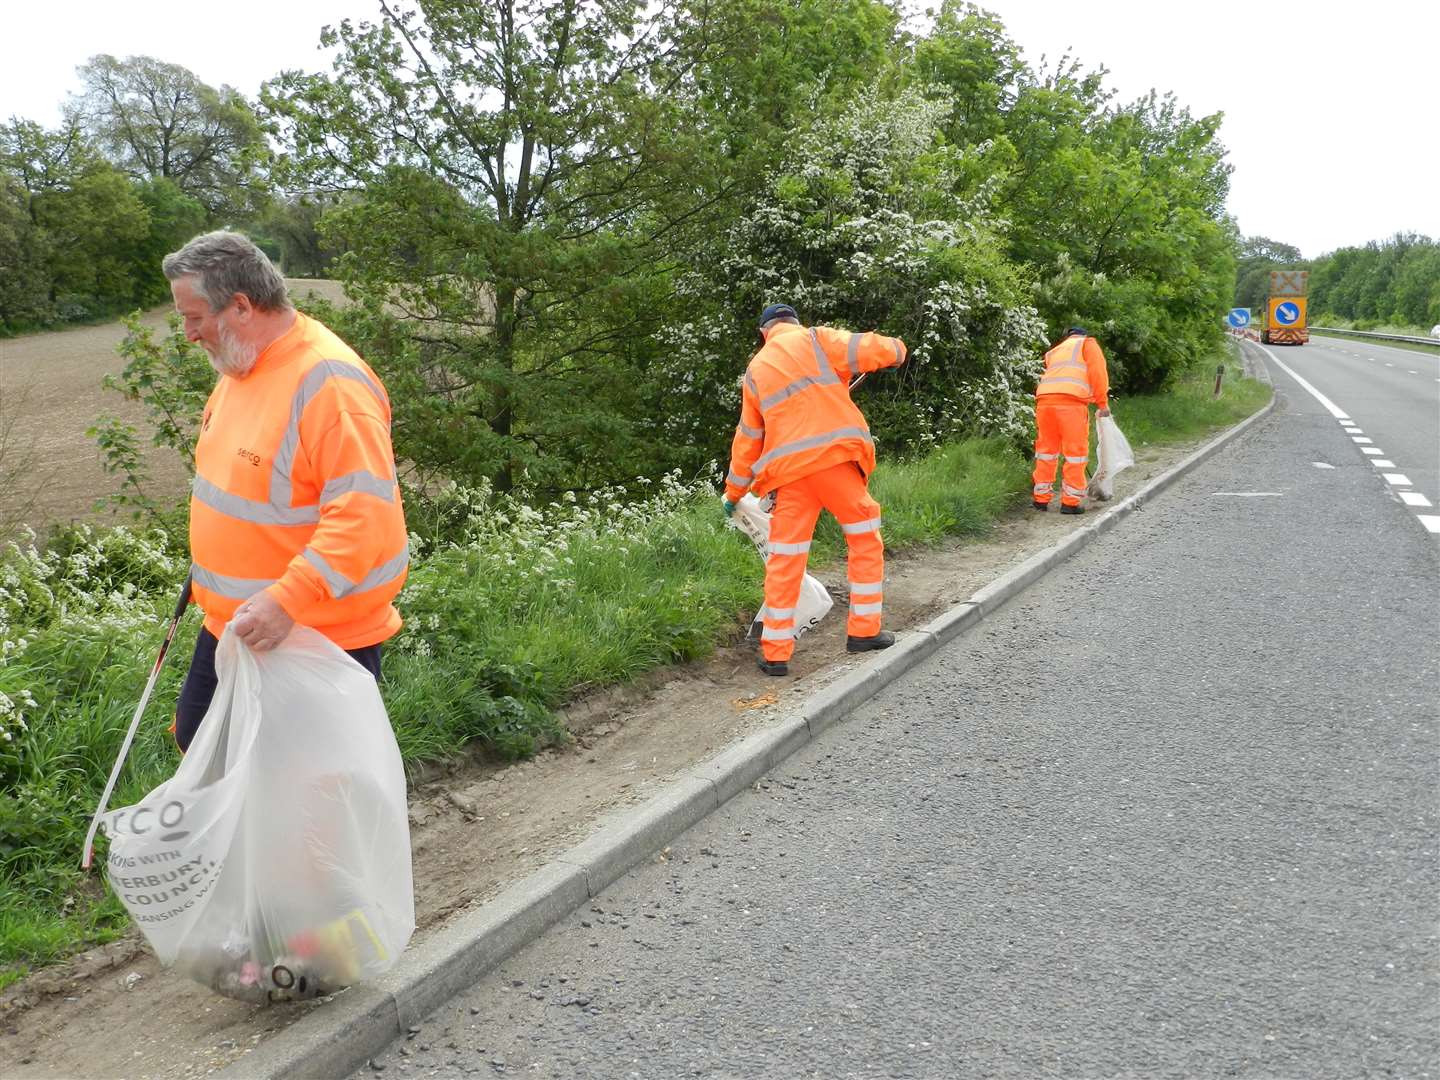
[218,390,1278,1080]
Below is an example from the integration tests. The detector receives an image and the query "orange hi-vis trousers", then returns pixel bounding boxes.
[1033,396,1090,507]
[761,461,884,663]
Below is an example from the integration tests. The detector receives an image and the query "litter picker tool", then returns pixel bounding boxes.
[81,572,192,869]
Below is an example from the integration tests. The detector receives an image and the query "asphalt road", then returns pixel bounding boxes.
[358,366,1440,1079]
[1274,334,1440,528]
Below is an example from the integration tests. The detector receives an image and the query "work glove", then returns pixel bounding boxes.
[721,498,737,518]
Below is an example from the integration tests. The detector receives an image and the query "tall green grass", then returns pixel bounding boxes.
[0,363,1270,986]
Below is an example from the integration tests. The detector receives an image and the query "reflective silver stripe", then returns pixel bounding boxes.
[840,516,882,535]
[727,470,751,488]
[761,625,794,641]
[744,372,758,399]
[1062,483,1086,498]
[1035,452,1059,461]
[761,373,832,412]
[752,426,872,473]
[849,601,883,615]
[192,475,320,526]
[768,540,812,556]
[761,606,796,621]
[848,580,882,596]
[1034,482,1054,494]
[737,421,764,440]
[1065,456,1088,464]
[808,330,839,385]
[302,548,353,598]
[892,340,903,365]
[190,562,273,600]
[195,358,390,527]
[349,548,409,595]
[1040,376,1092,393]
[320,469,397,505]
[272,361,388,512]
[846,333,862,378]
[304,547,409,599]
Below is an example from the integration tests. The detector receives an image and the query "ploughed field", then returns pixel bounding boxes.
[0,280,348,537]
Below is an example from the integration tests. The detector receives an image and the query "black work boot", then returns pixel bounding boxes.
[757,657,789,676]
[1060,503,1084,515]
[846,630,896,653]
[1032,500,1049,511]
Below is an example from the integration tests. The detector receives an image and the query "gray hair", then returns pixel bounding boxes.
[162,230,292,313]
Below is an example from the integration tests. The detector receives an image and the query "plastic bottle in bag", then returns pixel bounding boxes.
[98,626,415,1003]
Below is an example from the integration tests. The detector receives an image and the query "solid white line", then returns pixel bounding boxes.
[1211,492,1283,497]
[1419,516,1440,534]
[1257,344,1349,418]
[1373,460,1396,468]
[1399,492,1433,507]
[1384,474,1413,486]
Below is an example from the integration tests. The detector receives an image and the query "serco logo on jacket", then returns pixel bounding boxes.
[724,322,906,500]
[189,313,407,650]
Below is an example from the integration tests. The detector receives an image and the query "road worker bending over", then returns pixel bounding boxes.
[1032,325,1111,515]
[722,304,907,677]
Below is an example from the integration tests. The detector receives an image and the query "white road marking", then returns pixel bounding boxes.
[1409,370,1419,375]
[1259,346,1349,418]
[1251,341,1440,537]
[1211,492,1283,497]
[1311,462,1336,469]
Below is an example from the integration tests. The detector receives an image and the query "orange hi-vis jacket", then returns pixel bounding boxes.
[1036,334,1109,410]
[189,312,408,650]
[724,323,906,502]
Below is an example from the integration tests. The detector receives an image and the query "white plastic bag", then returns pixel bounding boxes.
[1088,414,1136,501]
[98,626,414,1003]
[726,493,834,639]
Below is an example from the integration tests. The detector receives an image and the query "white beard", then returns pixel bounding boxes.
[207,322,260,378]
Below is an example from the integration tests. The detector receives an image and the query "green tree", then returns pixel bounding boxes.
[0,176,52,330]
[264,0,897,495]
[71,54,267,218]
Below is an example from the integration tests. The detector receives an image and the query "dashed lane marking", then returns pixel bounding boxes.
[1253,342,1437,539]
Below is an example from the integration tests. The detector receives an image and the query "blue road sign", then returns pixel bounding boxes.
[1227,308,1250,328]
[1275,302,1301,325]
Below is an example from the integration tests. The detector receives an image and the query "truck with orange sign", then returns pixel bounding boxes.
[1261,269,1309,345]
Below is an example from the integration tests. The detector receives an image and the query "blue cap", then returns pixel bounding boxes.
[758,303,799,328]
[1066,325,1088,337]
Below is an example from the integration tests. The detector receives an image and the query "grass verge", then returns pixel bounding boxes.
[0,358,1271,989]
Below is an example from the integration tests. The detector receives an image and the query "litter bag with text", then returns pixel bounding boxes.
[726,493,834,638]
[1088,414,1136,501]
[98,626,414,1003]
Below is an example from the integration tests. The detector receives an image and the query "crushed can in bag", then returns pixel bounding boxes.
[98,625,415,1003]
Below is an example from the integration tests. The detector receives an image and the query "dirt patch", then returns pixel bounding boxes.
[0,281,354,539]
[0,434,1210,1079]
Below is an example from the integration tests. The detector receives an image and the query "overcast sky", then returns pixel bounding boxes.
[1,0,1432,260]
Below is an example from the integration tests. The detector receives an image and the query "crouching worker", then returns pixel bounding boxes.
[162,230,408,749]
[722,304,907,677]
[1032,325,1111,515]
